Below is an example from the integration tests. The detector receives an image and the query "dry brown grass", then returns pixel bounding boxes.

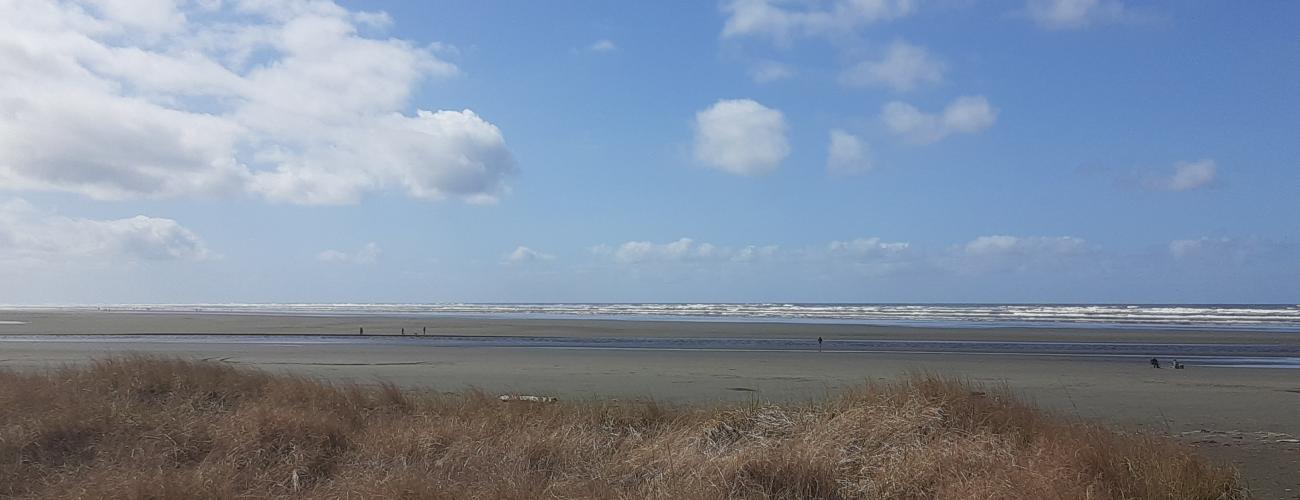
[0,356,1242,499]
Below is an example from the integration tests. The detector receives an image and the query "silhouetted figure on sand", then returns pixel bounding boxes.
[818,336,823,352]
[1150,357,1160,369]
[359,327,364,336]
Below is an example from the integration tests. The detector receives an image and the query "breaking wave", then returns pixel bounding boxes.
[10,303,1300,331]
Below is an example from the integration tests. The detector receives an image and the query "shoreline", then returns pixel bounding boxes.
[4,306,1300,333]
[4,311,1300,344]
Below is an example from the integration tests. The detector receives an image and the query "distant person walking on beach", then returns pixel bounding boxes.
[818,336,823,352]
[1150,357,1160,369]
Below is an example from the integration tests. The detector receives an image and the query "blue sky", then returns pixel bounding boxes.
[0,0,1297,304]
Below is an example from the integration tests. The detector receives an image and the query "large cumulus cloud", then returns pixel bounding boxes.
[0,0,515,205]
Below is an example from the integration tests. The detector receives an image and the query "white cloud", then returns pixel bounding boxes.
[840,40,944,91]
[593,238,779,264]
[587,39,617,52]
[317,242,381,264]
[504,246,555,264]
[1169,238,1216,260]
[1026,0,1125,30]
[749,60,794,83]
[828,238,910,256]
[826,130,873,175]
[721,0,914,42]
[0,0,515,205]
[1163,237,1300,277]
[882,95,997,145]
[82,0,186,35]
[583,234,1223,285]
[693,99,789,175]
[316,250,350,263]
[826,237,913,275]
[730,245,781,263]
[1142,159,1216,192]
[594,238,699,264]
[951,235,1091,274]
[1168,237,1260,261]
[0,198,211,263]
[963,235,1087,256]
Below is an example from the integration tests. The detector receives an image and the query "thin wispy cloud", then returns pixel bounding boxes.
[592,238,780,265]
[504,246,556,265]
[721,0,914,42]
[882,96,998,145]
[826,130,873,175]
[1024,0,1127,30]
[318,243,382,265]
[840,40,945,92]
[1167,237,1288,264]
[944,235,1095,275]
[585,234,1111,281]
[749,61,795,83]
[587,39,618,52]
[1141,159,1217,192]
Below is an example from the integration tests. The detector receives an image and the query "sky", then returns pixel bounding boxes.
[0,0,1298,304]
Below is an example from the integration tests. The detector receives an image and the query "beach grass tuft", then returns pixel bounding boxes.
[0,356,1243,499]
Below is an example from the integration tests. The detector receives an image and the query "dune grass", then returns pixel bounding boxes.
[0,356,1242,499]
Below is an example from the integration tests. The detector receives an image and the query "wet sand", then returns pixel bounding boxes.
[2,311,1299,497]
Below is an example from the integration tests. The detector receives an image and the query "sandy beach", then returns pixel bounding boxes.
[1,311,1298,497]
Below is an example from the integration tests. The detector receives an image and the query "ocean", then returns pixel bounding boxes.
[7,303,1299,332]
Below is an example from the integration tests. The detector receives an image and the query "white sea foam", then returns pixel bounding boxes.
[2,303,1297,330]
